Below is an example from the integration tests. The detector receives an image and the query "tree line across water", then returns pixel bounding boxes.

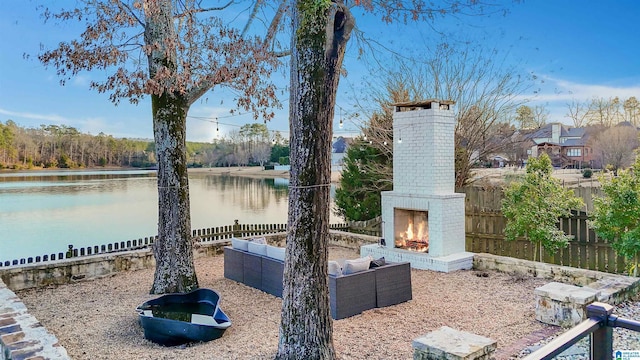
[0,121,289,170]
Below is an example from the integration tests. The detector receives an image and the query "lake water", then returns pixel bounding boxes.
[0,169,342,263]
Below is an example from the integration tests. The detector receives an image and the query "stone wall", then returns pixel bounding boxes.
[474,253,640,304]
[0,279,70,360]
[0,231,376,292]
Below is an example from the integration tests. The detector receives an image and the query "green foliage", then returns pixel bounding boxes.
[590,156,640,275]
[501,153,584,261]
[297,0,332,40]
[582,169,593,178]
[271,144,290,163]
[334,138,392,221]
[278,156,290,165]
[58,153,77,168]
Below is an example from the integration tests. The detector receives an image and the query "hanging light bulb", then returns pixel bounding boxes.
[339,108,344,129]
[383,141,387,145]
[398,130,402,144]
[398,137,402,144]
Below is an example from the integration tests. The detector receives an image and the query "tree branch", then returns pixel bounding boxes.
[174,0,234,19]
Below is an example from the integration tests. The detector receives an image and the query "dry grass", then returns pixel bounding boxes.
[17,247,551,360]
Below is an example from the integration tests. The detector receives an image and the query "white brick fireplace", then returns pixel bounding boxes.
[361,99,473,272]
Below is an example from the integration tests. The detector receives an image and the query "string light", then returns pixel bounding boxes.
[398,130,402,144]
[339,108,344,129]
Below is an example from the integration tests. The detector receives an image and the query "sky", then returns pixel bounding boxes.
[1,1,640,142]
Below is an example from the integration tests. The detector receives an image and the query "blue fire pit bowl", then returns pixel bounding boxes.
[136,288,231,346]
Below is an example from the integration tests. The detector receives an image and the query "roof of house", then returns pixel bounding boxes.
[562,138,588,147]
[527,123,585,140]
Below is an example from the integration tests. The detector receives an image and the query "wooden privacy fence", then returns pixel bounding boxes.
[0,221,349,268]
[462,186,629,275]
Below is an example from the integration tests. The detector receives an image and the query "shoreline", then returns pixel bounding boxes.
[188,167,343,183]
[1,165,343,183]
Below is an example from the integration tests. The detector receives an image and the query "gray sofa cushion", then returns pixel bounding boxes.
[231,237,249,251]
[248,242,267,256]
[266,245,285,261]
[343,255,372,275]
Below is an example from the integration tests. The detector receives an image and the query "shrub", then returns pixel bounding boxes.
[582,169,593,178]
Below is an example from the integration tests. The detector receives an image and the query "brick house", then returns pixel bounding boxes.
[526,123,593,168]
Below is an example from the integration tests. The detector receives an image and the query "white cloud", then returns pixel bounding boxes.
[0,108,69,124]
[517,75,640,125]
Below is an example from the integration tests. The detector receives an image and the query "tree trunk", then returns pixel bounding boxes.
[276,2,353,359]
[149,92,198,294]
[145,0,198,294]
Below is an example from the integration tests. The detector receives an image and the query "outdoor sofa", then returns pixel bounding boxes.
[223,238,412,320]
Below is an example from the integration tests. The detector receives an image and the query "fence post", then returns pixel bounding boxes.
[587,302,614,360]
[233,219,241,238]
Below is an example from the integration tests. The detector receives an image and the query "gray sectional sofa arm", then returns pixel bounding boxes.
[329,269,377,320]
[374,262,413,308]
[223,246,284,298]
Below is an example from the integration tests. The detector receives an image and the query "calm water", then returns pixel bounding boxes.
[0,169,341,262]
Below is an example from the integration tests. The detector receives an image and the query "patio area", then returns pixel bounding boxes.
[16,246,552,360]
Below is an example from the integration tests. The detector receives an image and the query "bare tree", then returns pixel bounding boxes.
[624,96,640,126]
[592,124,639,173]
[252,142,272,166]
[566,99,590,128]
[532,104,549,128]
[360,43,529,188]
[37,1,283,293]
[587,96,623,127]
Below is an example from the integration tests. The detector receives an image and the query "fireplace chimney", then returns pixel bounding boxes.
[361,99,473,272]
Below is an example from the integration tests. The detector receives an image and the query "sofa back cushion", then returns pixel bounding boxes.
[343,255,372,275]
[231,237,249,251]
[266,245,286,261]
[248,241,268,256]
[328,261,342,276]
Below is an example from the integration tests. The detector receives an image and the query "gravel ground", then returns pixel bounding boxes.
[17,247,556,360]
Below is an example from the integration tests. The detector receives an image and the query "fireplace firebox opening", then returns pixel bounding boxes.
[394,208,429,253]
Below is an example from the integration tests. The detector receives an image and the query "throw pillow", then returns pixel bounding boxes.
[369,257,386,268]
[231,237,249,251]
[247,241,267,256]
[266,245,286,261]
[343,255,372,275]
[328,261,342,276]
[250,237,267,244]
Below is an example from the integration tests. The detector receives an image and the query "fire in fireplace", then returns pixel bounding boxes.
[394,209,429,252]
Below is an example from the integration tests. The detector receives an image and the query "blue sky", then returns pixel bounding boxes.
[1,1,639,142]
